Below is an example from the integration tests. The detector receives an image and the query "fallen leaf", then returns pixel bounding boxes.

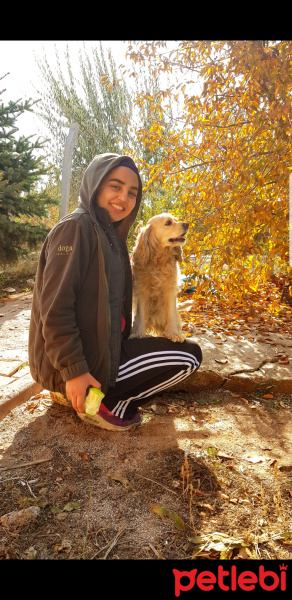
[23,401,39,413]
[245,455,264,464]
[189,531,251,555]
[152,505,186,531]
[263,394,274,399]
[195,396,208,404]
[237,547,251,559]
[108,471,132,489]
[54,541,72,553]
[198,503,213,512]
[240,397,249,404]
[63,501,81,512]
[77,452,90,460]
[217,492,230,500]
[170,512,186,532]
[188,535,206,545]
[192,489,212,497]
[209,397,222,405]
[217,451,233,460]
[206,446,218,457]
[272,530,292,541]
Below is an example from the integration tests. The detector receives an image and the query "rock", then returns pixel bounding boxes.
[0,506,40,530]
[170,330,292,395]
[3,288,16,294]
[151,403,167,415]
[24,546,37,559]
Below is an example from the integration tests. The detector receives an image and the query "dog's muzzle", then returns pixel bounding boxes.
[169,222,189,243]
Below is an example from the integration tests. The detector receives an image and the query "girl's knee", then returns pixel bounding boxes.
[182,339,203,365]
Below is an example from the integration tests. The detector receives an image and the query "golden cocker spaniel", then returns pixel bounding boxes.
[130,213,189,343]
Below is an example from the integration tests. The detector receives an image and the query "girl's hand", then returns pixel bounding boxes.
[66,373,102,413]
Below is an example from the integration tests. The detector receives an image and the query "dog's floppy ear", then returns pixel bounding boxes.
[134,220,144,236]
[132,224,153,266]
[172,245,183,263]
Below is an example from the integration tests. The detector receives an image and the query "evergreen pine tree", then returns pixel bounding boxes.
[0,93,56,264]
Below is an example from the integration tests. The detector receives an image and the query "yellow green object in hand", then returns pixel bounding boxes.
[84,387,105,416]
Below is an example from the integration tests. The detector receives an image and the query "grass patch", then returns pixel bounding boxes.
[0,250,40,294]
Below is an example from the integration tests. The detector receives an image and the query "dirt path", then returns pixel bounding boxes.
[1,385,292,561]
[0,291,292,561]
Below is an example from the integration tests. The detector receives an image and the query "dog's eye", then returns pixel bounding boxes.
[165,219,172,226]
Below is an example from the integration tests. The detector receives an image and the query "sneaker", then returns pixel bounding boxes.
[77,402,141,431]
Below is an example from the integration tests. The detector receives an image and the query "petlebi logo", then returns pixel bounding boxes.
[173,563,288,595]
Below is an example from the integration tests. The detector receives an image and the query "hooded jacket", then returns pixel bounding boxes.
[28,153,142,396]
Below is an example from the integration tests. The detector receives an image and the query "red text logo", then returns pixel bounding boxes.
[173,564,287,595]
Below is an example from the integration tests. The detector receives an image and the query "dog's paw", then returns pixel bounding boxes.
[129,331,146,339]
[164,330,186,343]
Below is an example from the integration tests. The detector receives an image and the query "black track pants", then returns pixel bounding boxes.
[103,337,202,419]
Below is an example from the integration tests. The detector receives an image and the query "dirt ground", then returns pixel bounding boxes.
[0,291,292,561]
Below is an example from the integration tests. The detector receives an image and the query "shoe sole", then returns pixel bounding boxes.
[77,412,141,431]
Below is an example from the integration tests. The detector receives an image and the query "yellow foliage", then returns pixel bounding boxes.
[129,40,292,302]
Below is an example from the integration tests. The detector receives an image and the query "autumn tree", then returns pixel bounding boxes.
[0,88,56,264]
[125,61,180,229]
[36,42,180,245]
[35,42,135,213]
[127,40,292,301]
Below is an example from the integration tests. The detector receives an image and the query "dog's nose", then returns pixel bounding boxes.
[183,223,189,231]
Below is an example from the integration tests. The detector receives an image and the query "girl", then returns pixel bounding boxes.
[29,153,202,431]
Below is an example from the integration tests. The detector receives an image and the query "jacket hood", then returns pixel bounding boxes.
[79,153,143,240]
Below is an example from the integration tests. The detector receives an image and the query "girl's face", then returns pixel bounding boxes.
[96,166,138,222]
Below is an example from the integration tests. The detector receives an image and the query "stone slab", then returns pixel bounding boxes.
[0,375,15,390]
[0,360,25,377]
[0,373,42,422]
[172,331,292,395]
[0,328,291,423]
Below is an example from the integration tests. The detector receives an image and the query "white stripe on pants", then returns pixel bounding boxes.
[104,337,202,419]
